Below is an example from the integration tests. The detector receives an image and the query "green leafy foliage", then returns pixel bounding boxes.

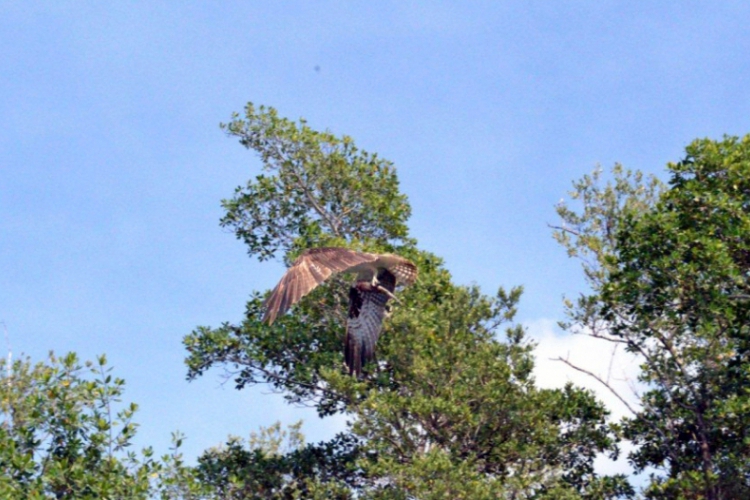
[552,164,664,333]
[219,103,413,261]
[185,103,634,499]
[555,135,750,499]
[194,423,360,499]
[0,351,329,499]
[0,352,155,498]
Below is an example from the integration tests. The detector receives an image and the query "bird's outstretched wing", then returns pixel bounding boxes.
[263,247,380,324]
[345,269,396,376]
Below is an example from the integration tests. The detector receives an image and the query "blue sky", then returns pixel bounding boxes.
[3,2,750,477]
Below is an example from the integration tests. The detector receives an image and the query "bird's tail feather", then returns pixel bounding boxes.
[345,329,378,376]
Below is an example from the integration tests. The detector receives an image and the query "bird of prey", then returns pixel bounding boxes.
[262,247,418,376]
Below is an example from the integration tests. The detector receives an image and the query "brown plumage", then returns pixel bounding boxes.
[262,247,418,375]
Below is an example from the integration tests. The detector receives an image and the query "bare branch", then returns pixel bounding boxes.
[547,223,582,237]
[606,343,618,385]
[223,353,352,408]
[287,163,342,237]
[552,356,639,416]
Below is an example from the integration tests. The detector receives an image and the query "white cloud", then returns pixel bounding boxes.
[525,318,642,420]
[525,318,648,481]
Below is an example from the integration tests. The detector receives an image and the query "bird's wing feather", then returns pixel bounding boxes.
[373,254,419,286]
[344,269,396,376]
[263,247,379,324]
[388,261,418,286]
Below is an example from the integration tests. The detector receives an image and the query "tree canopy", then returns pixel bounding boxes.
[9,104,749,499]
[0,353,156,498]
[554,135,750,499]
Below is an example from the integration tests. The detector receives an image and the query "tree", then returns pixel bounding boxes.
[184,103,633,499]
[0,351,301,499]
[0,352,156,498]
[554,135,750,499]
[193,422,359,499]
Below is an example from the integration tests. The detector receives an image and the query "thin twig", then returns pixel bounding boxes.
[226,355,352,407]
[606,343,618,385]
[547,223,582,237]
[1,322,10,384]
[553,356,639,416]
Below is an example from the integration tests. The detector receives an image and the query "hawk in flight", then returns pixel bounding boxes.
[263,247,418,376]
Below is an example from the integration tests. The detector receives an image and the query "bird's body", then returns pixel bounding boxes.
[345,269,396,376]
[262,247,417,375]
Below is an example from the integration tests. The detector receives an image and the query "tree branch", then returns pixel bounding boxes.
[552,356,639,416]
